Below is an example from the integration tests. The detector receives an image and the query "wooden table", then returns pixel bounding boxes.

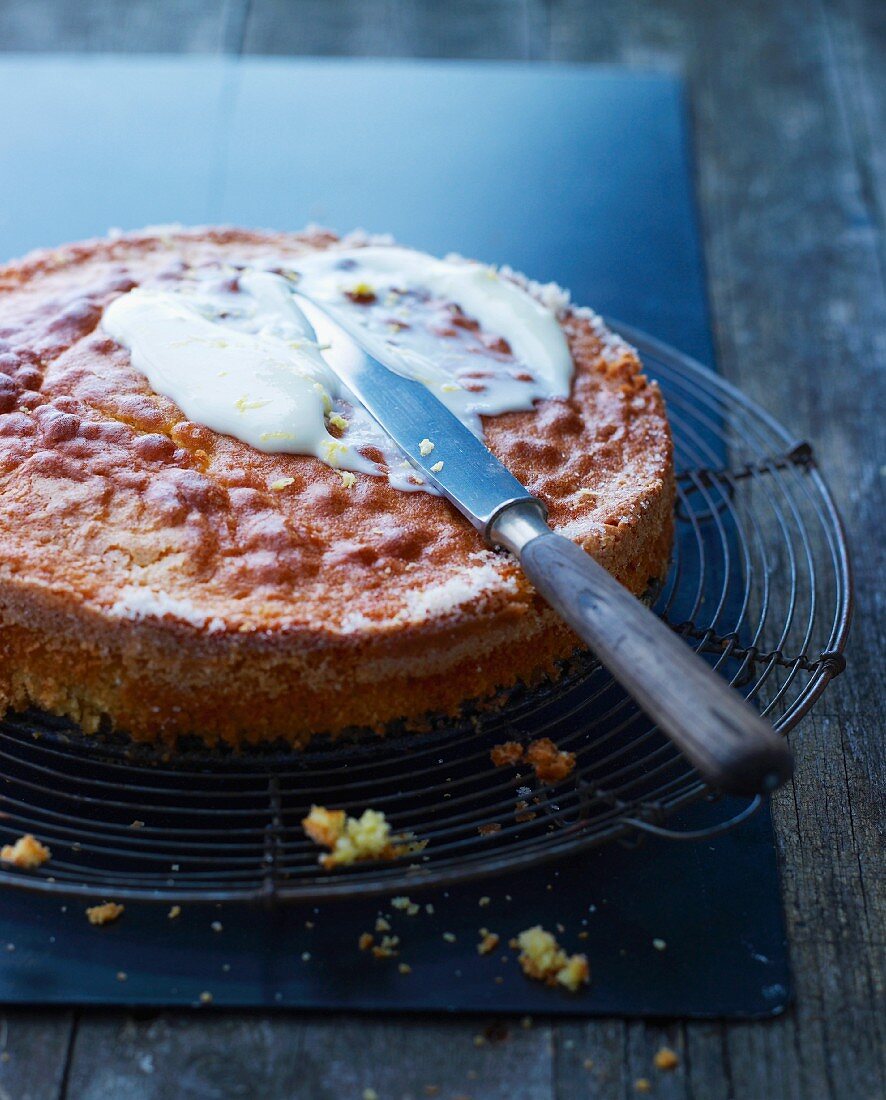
[0,2,882,1097]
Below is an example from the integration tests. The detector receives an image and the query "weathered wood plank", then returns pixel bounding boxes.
[0,0,247,53]
[66,1011,556,1099]
[0,1010,73,1100]
[242,0,547,59]
[825,0,886,271]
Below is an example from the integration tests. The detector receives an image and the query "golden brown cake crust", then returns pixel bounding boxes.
[0,226,674,748]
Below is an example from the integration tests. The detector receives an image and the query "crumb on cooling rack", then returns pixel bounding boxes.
[478,822,502,836]
[654,1047,679,1071]
[490,737,576,783]
[511,926,589,992]
[168,905,181,920]
[0,834,51,869]
[477,929,500,955]
[86,902,124,926]
[634,1079,651,1093]
[302,805,425,869]
[525,738,576,783]
[515,800,536,823]
[490,740,524,766]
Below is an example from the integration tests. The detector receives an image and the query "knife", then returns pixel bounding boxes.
[294,291,793,797]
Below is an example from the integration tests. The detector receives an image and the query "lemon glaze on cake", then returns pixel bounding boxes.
[0,226,674,748]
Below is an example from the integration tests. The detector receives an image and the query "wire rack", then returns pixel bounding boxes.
[0,325,852,904]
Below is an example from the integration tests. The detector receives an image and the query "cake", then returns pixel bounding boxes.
[0,226,674,749]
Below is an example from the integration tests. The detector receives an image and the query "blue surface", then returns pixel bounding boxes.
[0,56,712,363]
[0,56,788,1016]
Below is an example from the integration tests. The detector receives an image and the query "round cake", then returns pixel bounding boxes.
[0,226,674,748]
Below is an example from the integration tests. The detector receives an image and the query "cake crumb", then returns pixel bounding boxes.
[86,902,124,926]
[512,926,589,992]
[339,471,357,489]
[116,971,127,982]
[430,461,444,473]
[270,477,295,491]
[328,413,348,431]
[391,895,420,916]
[371,935,400,959]
[359,932,374,951]
[302,805,424,869]
[478,896,491,907]
[652,937,667,951]
[0,834,50,869]
[398,962,412,974]
[211,921,223,933]
[634,1079,651,1093]
[525,737,576,783]
[515,800,536,823]
[419,438,435,456]
[168,906,181,920]
[478,823,502,836]
[478,930,500,955]
[654,1047,679,1071]
[490,741,524,767]
[442,932,457,943]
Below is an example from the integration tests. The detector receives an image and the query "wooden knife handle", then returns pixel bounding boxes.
[519,530,793,796]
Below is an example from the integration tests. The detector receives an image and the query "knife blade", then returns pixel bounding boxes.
[294,289,794,797]
[293,290,542,536]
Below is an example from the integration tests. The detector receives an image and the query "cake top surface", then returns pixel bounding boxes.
[101,243,575,493]
[0,226,671,638]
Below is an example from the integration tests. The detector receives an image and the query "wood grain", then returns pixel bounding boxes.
[0,2,881,1098]
[0,0,245,53]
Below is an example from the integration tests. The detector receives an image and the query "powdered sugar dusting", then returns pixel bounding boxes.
[338,553,517,633]
[110,586,226,633]
[404,555,518,621]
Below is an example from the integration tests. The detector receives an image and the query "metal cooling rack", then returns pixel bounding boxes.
[0,325,852,903]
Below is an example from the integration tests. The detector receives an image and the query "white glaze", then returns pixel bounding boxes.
[102,245,574,491]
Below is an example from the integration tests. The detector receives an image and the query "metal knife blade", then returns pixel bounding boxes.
[293,290,544,535]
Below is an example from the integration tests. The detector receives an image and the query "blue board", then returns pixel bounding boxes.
[0,56,789,1016]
